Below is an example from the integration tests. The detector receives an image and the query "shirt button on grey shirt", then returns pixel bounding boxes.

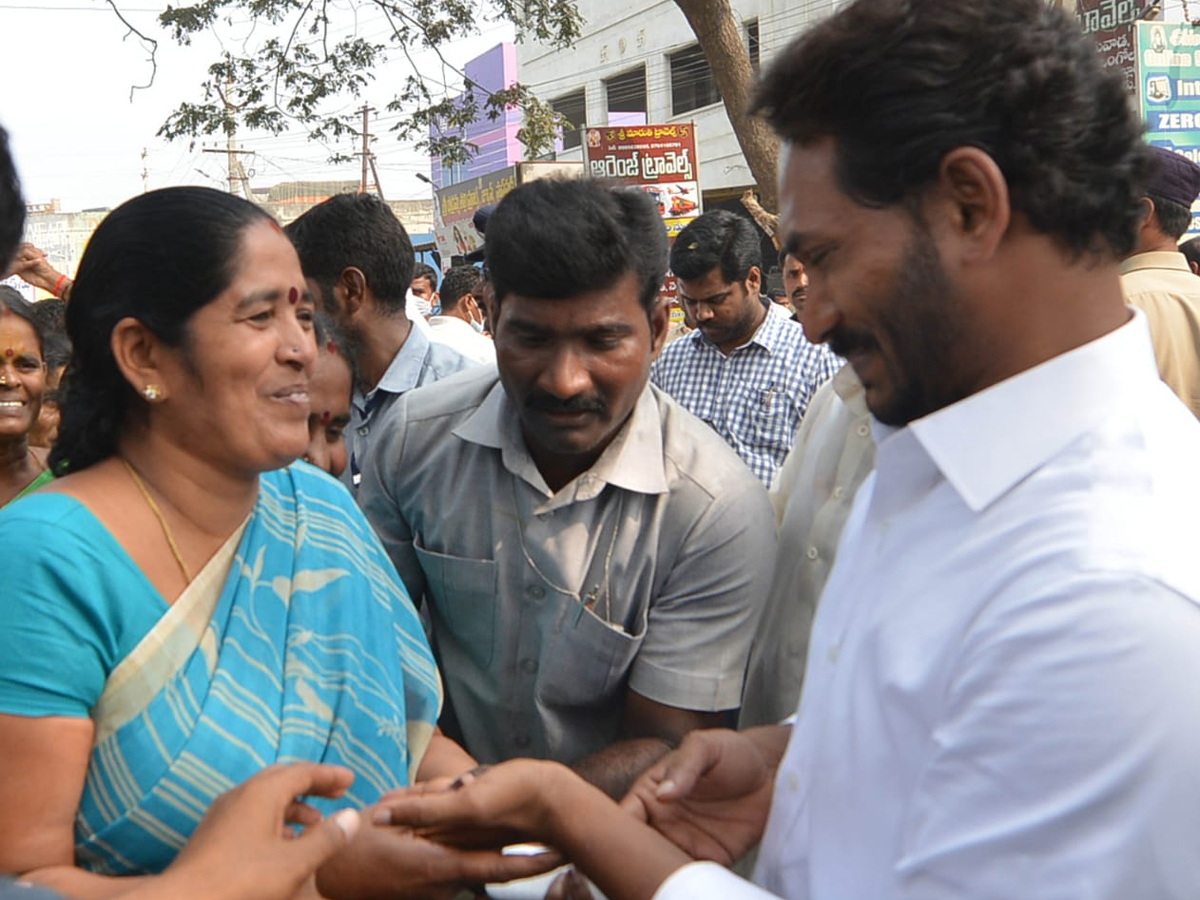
[358,367,777,765]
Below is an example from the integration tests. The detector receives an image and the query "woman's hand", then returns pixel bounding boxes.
[374,760,568,845]
[135,763,361,900]
[618,729,776,867]
[315,813,563,900]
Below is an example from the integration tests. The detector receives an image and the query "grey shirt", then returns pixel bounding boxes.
[345,324,481,490]
[359,366,776,765]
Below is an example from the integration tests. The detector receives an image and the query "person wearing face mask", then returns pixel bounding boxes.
[426,264,496,366]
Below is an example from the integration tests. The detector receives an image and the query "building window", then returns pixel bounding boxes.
[605,66,647,126]
[746,20,760,75]
[552,89,587,151]
[669,43,719,116]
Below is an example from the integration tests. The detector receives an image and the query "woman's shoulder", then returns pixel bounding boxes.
[0,489,96,535]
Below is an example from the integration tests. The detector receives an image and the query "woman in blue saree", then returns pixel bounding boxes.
[0,188,542,899]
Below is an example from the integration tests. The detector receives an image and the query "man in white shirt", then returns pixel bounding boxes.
[427,263,496,365]
[376,2,1200,898]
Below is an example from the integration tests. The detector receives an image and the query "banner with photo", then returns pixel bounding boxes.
[583,123,702,240]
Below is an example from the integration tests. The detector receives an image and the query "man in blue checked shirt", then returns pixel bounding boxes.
[651,211,841,487]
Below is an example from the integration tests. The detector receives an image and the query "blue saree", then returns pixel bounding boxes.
[1,463,440,875]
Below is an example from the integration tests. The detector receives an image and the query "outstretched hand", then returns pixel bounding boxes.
[138,762,361,900]
[318,764,566,900]
[618,729,775,866]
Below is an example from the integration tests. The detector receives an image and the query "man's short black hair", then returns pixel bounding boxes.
[1148,193,1194,240]
[284,193,414,314]
[485,178,668,316]
[754,0,1154,259]
[0,125,25,271]
[669,210,762,284]
[412,261,438,291]
[439,264,482,312]
[1180,235,1200,270]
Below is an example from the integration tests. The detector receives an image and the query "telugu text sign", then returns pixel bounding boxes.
[1138,21,1200,235]
[584,123,702,239]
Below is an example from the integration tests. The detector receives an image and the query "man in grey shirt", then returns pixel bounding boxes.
[285,194,478,491]
[360,179,776,797]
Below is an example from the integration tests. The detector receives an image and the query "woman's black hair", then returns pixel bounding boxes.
[0,285,45,355]
[50,186,274,474]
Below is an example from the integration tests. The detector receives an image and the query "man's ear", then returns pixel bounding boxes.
[744,265,762,296]
[110,316,168,400]
[463,294,483,322]
[338,267,369,318]
[650,296,670,357]
[935,147,1011,262]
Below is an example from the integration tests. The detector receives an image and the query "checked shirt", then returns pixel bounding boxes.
[651,310,841,487]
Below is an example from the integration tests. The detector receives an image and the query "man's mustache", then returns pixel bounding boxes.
[828,327,879,359]
[526,392,607,415]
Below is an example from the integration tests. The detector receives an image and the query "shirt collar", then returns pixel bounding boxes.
[454,381,670,500]
[370,324,432,398]
[893,311,1158,514]
[1119,250,1192,275]
[689,299,786,355]
[831,363,867,411]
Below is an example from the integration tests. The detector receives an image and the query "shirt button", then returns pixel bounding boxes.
[514,734,531,749]
[828,644,839,664]
[856,423,869,437]
[527,584,546,600]
[787,772,801,792]
[806,546,819,560]
[520,658,539,675]
[358,425,370,437]
[833,486,845,499]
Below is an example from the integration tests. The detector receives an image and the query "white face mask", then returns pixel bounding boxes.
[470,316,486,334]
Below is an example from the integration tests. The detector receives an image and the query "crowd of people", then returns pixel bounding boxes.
[2,1,1200,899]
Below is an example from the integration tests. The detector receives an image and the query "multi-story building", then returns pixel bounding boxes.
[516,0,838,208]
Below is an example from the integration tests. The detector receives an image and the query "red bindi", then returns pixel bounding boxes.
[320,411,331,424]
[3,349,11,358]
[326,340,336,353]
[288,287,299,305]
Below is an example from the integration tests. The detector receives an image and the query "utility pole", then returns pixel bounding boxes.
[359,105,373,194]
[356,105,385,199]
[200,65,256,201]
[201,146,256,200]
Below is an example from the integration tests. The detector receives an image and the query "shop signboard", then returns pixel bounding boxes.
[583,123,701,240]
[1137,21,1200,235]
[432,162,583,264]
[1062,0,1140,94]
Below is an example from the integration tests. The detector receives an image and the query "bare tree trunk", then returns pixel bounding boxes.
[673,0,780,214]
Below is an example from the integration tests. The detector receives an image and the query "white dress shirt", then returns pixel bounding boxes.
[427,314,497,365]
[739,364,875,728]
[654,312,1200,900]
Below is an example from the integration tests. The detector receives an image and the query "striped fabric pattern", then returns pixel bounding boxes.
[75,464,441,875]
[651,312,842,487]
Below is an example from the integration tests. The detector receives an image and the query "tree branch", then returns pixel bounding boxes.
[105,0,159,101]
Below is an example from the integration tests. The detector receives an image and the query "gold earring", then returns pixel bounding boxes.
[142,384,163,402]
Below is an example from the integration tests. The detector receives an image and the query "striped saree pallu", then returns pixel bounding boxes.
[76,465,441,874]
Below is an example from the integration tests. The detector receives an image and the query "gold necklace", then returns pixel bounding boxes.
[121,458,193,584]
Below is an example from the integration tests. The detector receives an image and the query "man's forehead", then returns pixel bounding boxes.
[777,139,857,258]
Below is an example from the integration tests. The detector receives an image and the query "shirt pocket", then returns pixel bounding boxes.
[745,383,795,449]
[413,541,497,670]
[537,597,646,711]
